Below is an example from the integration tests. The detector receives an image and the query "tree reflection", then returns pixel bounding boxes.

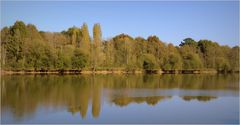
[1,74,239,120]
[111,96,171,106]
[182,96,217,102]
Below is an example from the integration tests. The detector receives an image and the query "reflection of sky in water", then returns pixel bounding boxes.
[1,74,239,124]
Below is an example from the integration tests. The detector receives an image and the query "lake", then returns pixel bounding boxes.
[1,74,239,124]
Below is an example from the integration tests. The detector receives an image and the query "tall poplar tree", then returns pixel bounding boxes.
[80,23,91,55]
[93,23,102,70]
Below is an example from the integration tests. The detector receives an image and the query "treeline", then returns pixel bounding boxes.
[1,21,239,72]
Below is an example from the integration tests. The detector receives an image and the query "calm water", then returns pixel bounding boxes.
[1,74,239,124]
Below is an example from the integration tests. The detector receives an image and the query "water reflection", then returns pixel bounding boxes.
[181,96,217,102]
[1,74,239,123]
[111,96,172,106]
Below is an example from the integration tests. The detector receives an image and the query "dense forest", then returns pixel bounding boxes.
[1,21,239,72]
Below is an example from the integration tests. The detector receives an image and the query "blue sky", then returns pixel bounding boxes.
[1,1,239,46]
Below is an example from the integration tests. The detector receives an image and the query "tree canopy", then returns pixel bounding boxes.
[1,21,239,72]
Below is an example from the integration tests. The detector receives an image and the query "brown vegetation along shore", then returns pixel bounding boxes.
[1,69,238,75]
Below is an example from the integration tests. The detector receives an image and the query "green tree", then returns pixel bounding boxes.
[24,39,56,70]
[162,44,182,70]
[72,48,88,69]
[1,27,10,68]
[179,45,203,69]
[80,23,91,55]
[147,35,166,68]
[92,23,103,70]
[4,21,28,69]
[179,38,199,54]
[135,37,148,68]
[198,40,219,68]
[228,46,239,71]
[102,40,115,68]
[215,57,230,71]
[112,34,136,68]
[180,38,197,47]
[142,54,158,70]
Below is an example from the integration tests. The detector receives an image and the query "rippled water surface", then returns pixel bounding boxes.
[1,74,239,124]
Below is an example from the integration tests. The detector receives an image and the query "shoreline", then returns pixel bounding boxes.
[1,69,239,75]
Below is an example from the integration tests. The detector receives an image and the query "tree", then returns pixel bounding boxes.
[4,21,28,69]
[112,34,136,68]
[198,40,219,68]
[162,44,182,70]
[228,46,239,71]
[80,23,91,55]
[62,27,82,46]
[142,54,158,70]
[102,40,115,68]
[24,39,56,70]
[215,57,230,71]
[72,48,88,69]
[1,20,239,72]
[135,37,148,68]
[1,27,10,68]
[58,45,75,69]
[27,24,43,41]
[147,35,166,68]
[92,23,103,70]
[179,45,203,69]
[180,38,197,47]
[179,38,199,54]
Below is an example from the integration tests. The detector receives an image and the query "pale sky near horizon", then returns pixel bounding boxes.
[1,1,239,46]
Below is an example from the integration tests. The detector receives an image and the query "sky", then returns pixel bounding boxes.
[1,1,239,46]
